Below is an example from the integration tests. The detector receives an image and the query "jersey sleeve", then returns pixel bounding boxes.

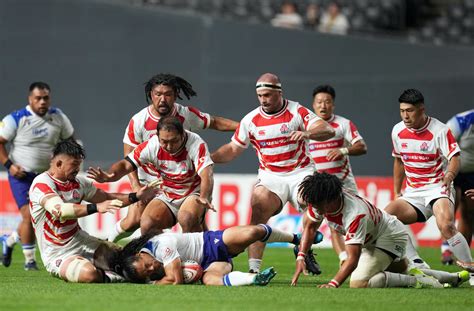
[391,127,401,158]
[306,205,324,223]
[446,116,461,141]
[186,106,211,130]
[29,181,57,206]
[127,140,152,169]
[123,117,141,147]
[344,120,363,145]
[231,120,250,148]
[155,236,180,267]
[0,114,18,141]
[439,128,461,160]
[77,175,98,202]
[57,109,74,139]
[297,105,319,131]
[344,214,367,245]
[189,137,213,175]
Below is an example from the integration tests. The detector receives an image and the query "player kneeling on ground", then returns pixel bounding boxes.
[29,139,158,283]
[291,172,469,289]
[114,224,322,286]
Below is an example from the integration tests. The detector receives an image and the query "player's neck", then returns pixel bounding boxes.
[47,170,68,183]
[326,195,344,216]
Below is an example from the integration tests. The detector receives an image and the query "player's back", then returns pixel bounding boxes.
[146,232,204,264]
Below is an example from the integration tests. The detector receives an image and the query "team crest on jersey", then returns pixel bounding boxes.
[258,129,266,136]
[55,259,62,267]
[72,190,81,200]
[419,142,429,152]
[179,162,188,172]
[280,124,290,134]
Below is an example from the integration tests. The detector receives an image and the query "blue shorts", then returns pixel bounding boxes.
[8,172,38,208]
[201,230,234,270]
[454,172,474,193]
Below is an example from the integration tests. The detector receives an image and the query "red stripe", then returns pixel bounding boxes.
[397,128,434,141]
[157,147,189,162]
[161,170,196,182]
[349,121,359,140]
[261,149,299,163]
[133,140,150,167]
[44,221,79,240]
[297,106,311,129]
[45,212,76,227]
[196,143,207,172]
[144,116,158,131]
[251,109,294,127]
[54,181,80,192]
[32,183,55,195]
[317,167,345,174]
[347,214,366,235]
[164,180,200,199]
[326,213,343,226]
[404,159,442,174]
[188,106,208,128]
[127,119,140,145]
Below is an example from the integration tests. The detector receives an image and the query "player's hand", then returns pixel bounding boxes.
[97,200,123,214]
[137,180,162,204]
[9,164,26,179]
[289,131,309,142]
[464,189,474,200]
[87,167,115,183]
[326,149,344,161]
[319,283,337,289]
[196,197,216,212]
[441,172,455,195]
[291,259,306,286]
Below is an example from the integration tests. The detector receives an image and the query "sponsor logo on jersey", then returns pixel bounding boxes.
[280,124,290,134]
[32,127,48,136]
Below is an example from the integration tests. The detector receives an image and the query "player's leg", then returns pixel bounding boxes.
[177,195,206,233]
[59,256,106,283]
[203,262,276,286]
[17,203,37,269]
[140,199,176,235]
[350,247,393,288]
[108,201,145,242]
[458,193,474,246]
[432,197,473,263]
[247,186,282,273]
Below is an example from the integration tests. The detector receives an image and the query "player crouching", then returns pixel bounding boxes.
[292,172,469,289]
[28,139,158,283]
[114,224,322,286]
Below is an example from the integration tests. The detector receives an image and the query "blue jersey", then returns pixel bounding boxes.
[447,109,474,172]
[0,105,74,173]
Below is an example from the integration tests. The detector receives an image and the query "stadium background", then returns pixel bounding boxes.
[0,0,472,246]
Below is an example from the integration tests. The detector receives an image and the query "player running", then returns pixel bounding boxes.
[113,73,238,242]
[28,139,158,283]
[292,172,469,289]
[211,73,335,275]
[88,116,215,235]
[114,224,323,286]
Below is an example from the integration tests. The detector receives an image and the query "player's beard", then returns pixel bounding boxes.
[157,103,172,116]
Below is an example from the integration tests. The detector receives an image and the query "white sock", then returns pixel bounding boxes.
[222,272,256,286]
[440,241,451,253]
[406,235,422,261]
[447,232,473,262]
[420,269,458,285]
[107,220,125,242]
[22,244,36,263]
[248,259,262,273]
[383,272,417,287]
[258,224,293,243]
[6,231,19,247]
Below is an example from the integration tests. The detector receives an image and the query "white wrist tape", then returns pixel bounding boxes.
[339,148,349,156]
[338,251,348,262]
[43,196,76,221]
[60,203,77,221]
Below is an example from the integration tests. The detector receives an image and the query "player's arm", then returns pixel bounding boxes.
[0,136,26,178]
[211,142,245,163]
[326,139,368,161]
[152,258,184,285]
[87,185,158,207]
[124,143,142,191]
[209,115,239,132]
[41,194,122,222]
[443,153,460,192]
[393,157,405,197]
[290,119,335,142]
[319,244,361,288]
[196,165,216,211]
[87,158,136,183]
[291,213,322,286]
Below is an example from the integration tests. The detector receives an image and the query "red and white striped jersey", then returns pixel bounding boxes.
[123,104,211,147]
[391,117,460,189]
[128,131,213,200]
[308,114,362,184]
[232,99,319,173]
[29,173,97,249]
[307,191,396,246]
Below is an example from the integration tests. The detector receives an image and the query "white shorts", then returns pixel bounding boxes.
[256,167,314,213]
[350,218,408,282]
[43,230,106,278]
[401,184,455,221]
[155,192,200,218]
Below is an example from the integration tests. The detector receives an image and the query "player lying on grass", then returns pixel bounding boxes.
[114,224,323,286]
[28,139,159,283]
[291,172,470,288]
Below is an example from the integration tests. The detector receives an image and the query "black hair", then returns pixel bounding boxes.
[29,82,51,93]
[298,172,342,206]
[312,85,336,99]
[144,73,197,104]
[112,233,156,283]
[157,115,185,136]
[398,89,424,105]
[52,138,85,159]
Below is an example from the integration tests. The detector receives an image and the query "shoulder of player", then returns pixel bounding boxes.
[131,106,150,120]
[7,107,32,126]
[391,121,406,134]
[185,130,206,145]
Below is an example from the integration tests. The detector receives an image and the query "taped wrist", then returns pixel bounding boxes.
[4,159,13,170]
[339,148,349,156]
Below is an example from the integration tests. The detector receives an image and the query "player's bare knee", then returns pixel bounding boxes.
[140,217,157,235]
[60,257,100,283]
[438,222,457,238]
[178,212,199,232]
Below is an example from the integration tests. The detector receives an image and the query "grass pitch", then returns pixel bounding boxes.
[0,247,472,311]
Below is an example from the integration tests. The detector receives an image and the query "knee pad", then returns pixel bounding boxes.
[64,257,89,283]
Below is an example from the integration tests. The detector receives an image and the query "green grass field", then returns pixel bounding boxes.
[0,247,472,311]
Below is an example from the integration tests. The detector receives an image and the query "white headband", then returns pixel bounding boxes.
[256,82,282,91]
